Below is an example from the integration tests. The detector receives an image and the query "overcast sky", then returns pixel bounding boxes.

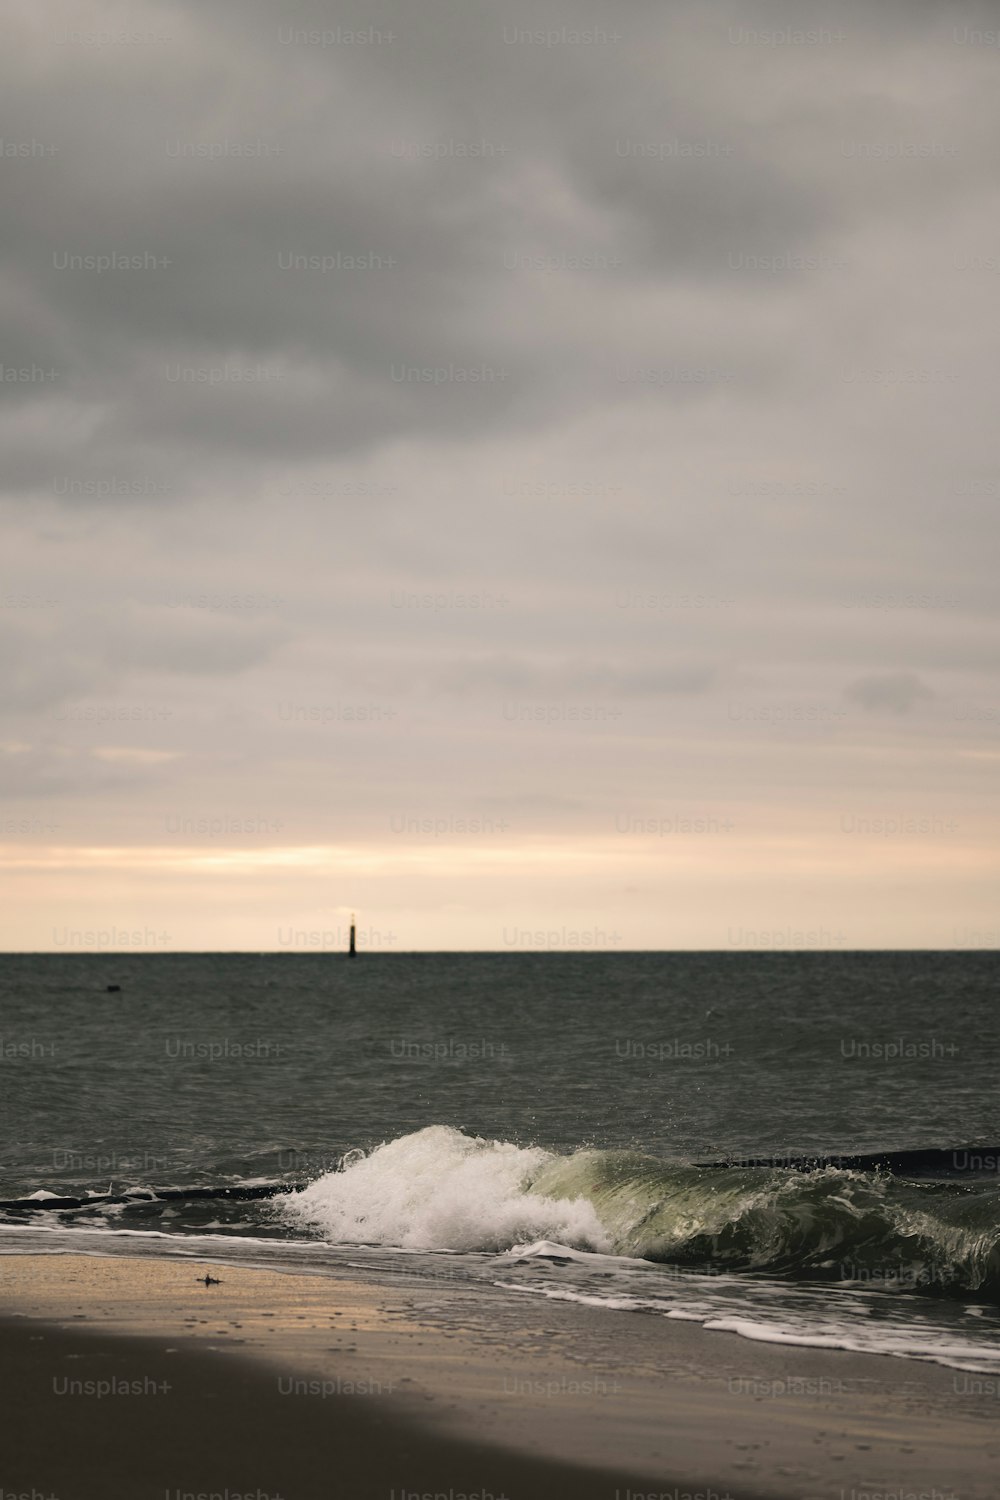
[2,0,998,952]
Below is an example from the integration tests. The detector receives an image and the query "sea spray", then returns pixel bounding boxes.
[284,1127,1000,1297]
[284,1125,609,1252]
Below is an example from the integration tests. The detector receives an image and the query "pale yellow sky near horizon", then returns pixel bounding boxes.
[2,821,996,951]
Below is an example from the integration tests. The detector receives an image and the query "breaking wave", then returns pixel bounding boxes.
[285,1125,607,1252]
[284,1125,1000,1299]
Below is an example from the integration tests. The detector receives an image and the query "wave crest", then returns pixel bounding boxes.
[283,1125,609,1252]
[284,1127,1000,1298]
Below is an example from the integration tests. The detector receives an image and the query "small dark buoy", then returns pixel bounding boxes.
[106,984,121,993]
[199,1274,221,1286]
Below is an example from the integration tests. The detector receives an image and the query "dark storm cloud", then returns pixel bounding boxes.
[3,0,946,484]
[3,0,995,500]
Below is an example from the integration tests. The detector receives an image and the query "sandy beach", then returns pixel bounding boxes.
[2,1252,998,1499]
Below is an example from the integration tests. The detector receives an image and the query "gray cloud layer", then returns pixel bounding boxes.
[1,0,998,948]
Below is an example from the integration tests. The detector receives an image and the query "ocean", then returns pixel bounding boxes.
[3,951,1000,1374]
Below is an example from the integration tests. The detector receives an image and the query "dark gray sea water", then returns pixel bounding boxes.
[3,952,1000,1373]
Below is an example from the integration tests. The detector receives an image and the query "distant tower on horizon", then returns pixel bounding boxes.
[348,914,356,957]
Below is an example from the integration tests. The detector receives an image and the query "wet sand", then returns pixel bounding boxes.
[2,1252,998,1499]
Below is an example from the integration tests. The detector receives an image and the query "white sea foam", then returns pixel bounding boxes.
[284,1125,610,1252]
[502,1283,1000,1374]
[505,1239,651,1267]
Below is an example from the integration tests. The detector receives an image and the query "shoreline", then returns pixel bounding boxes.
[3,1253,1000,1498]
